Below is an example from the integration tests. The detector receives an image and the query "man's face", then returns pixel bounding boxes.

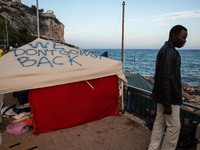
[174,30,188,48]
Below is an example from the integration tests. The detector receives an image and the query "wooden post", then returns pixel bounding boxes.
[121,1,125,111]
[121,1,125,64]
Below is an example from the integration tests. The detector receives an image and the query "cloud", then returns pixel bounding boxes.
[127,10,200,25]
[128,17,145,23]
[151,10,200,23]
[66,26,96,35]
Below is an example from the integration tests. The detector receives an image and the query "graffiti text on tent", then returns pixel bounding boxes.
[14,41,102,67]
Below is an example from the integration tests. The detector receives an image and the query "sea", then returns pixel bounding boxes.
[86,49,200,87]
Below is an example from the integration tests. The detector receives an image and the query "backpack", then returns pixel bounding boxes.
[176,123,199,150]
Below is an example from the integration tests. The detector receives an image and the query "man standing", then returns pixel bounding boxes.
[148,25,188,150]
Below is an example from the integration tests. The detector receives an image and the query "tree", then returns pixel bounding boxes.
[39,9,44,14]
[31,5,37,13]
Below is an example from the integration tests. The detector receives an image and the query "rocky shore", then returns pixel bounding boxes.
[182,83,200,112]
[145,76,200,113]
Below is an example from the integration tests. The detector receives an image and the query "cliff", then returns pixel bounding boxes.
[0,0,65,45]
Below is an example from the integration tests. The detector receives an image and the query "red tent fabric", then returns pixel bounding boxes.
[29,75,120,134]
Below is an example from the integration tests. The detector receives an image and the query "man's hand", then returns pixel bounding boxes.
[163,105,172,115]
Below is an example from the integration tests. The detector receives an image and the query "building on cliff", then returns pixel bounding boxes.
[42,10,56,19]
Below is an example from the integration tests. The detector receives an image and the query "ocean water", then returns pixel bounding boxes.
[86,49,200,86]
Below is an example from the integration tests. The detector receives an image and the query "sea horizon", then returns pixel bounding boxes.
[87,49,200,86]
[86,48,200,51]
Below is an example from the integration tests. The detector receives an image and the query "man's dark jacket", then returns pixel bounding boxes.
[152,41,182,106]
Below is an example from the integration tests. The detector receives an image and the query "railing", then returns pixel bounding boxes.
[180,102,200,126]
[124,85,200,127]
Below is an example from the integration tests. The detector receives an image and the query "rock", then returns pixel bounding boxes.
[195,95,200,105]
[182,91,194,101]
[0,1,65,43]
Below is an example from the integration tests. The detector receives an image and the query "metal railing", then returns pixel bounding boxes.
[124,85,200,126]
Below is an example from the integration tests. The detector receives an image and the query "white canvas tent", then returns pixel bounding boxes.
[0,38,126,94]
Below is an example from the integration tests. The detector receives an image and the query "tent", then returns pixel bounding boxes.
[124,71,154,112]
[0,38,127,134]
[0,38,126,94]
[125,71,153,92]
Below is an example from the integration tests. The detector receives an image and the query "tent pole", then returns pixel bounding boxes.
[36,0,40,38]
[121,81,124,111]
[5,20,9,45]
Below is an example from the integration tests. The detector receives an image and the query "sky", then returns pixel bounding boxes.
[22,0,200,49]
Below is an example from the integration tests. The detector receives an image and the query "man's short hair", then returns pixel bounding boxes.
[169,25,187,37]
